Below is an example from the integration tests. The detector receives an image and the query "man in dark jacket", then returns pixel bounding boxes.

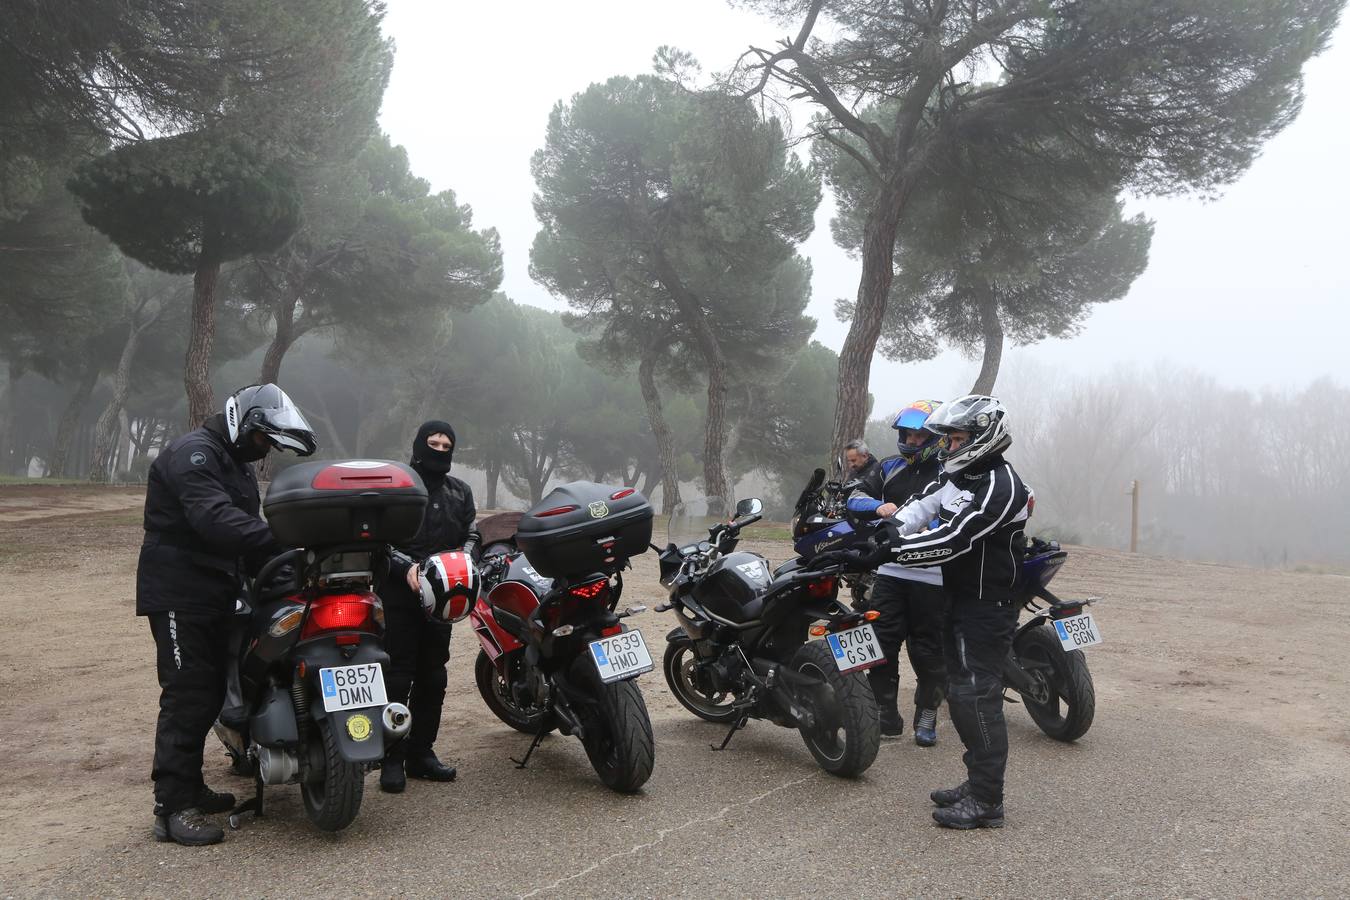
[887,395,1031,830]
[379,419,480,793]
[843,439,881,482]
[846,401,947,743]
[137,384,315,846]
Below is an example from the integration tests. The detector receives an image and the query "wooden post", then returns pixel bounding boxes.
[1129,479,1140,553]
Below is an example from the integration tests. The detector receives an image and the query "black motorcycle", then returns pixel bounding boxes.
[790,467,875,609]
[214,459,426,831]
[659,498,881,777]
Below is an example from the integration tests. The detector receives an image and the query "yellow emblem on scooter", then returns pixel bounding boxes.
[347,713,373,741]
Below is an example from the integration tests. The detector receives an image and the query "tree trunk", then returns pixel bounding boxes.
[49,366,98,477]
[0,362,21,476]
[652,252,731,516]
[184,258,221,429]
[91,307,157,482]
[485,457,501,509]
[830,182,906,461]
[259,296,299,385]
[970,287,1004,395]
[637,352,682,514]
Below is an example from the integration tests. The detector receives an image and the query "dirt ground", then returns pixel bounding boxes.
[0,484,1346,898]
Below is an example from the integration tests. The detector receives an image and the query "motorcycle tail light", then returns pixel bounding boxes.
[536,504,579,517]
[568,579,609,601]
[805,577,836,598]
[302,593,378,638]
[610,488,635,500]
[600,625,623,637]
[809,624,828,637]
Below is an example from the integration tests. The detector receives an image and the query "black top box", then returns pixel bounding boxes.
[264,460,428,548]
[516,481,653,578]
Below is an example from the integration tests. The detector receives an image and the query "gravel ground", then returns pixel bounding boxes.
[1,488,1347,898]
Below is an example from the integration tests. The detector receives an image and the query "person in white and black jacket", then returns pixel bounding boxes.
[820,395,1031,829]
[888,395,1031,829]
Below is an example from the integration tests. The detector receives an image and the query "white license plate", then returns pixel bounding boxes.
[589,629,654,683]
[1053,612,1103,651]
[826,623,883,673]
[319,663,388,712]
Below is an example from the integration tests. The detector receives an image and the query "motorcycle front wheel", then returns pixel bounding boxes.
[300,718,364,832]
[663,640,739,724]
[570,655,654,793]
[1013,623,1096,742]
[789,641,880,778]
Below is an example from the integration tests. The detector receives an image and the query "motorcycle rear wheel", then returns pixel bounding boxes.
[663,640,739,724]
[790,641,880,778]
[300,718,364,832]
[475,649,555,735]
[1013,623,1096,742]
[571,655,654,793]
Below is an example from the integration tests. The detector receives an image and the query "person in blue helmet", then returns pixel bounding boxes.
[845,400,948,744]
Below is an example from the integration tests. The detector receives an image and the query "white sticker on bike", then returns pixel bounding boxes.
[1053,612,1103,651]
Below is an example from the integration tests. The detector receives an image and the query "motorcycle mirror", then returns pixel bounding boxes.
[735,498,763,517]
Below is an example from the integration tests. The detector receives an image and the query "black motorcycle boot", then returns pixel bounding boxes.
[406,750,457,782]
[914,707,939,747]
[195,786,236,814]
[930,781,971,807]
[932,794,1005,830]
[153,808,225,846]
[379,759,406,793]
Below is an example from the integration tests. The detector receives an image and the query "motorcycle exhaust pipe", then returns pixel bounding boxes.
[382,702,412,740]
[257,746,300,785]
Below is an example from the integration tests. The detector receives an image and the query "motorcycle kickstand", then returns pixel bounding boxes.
[510,723,550,770]
[227,770,265,830]
[710,713,749,752]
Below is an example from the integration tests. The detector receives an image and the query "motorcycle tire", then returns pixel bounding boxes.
[789,641,880,778]
[663,640,739,724]
[1013,623,1096,742]
[300,718,364,832]
[570,655,654,793]
[474,649,555,735]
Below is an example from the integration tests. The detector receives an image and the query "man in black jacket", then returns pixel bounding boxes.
[887,395,1031,830]
[379,419,480,793]
[137,384,315,846]
[845,402,947,743]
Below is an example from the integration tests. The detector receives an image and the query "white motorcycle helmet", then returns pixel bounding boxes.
[924,395,1012,474]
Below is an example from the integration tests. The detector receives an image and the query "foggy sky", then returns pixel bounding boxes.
[378,1,1350,405]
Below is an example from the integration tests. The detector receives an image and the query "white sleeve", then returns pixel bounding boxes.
[892,480,944,535]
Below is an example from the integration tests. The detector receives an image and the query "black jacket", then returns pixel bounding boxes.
[889,455,1032,602]
[135,415,279,616]
[385,472,480,595]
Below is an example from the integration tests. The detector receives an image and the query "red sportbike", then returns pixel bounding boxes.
[468,482,656,792]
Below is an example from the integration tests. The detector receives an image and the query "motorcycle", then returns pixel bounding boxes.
[1004,537,1101,742]
[794,490,1103,743]
[214,459,425,832]
[790,467,877,609]
[658,497,881,777]
[467,482,657,792]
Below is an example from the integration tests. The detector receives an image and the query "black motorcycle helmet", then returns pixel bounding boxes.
[224,384,317,461]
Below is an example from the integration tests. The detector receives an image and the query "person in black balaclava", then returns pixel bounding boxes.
[379,419,480,793]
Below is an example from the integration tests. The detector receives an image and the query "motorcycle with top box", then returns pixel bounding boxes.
[214,459,423,832]
[469,482,657,792]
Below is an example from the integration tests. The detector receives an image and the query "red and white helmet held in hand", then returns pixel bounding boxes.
[418,551,479,623]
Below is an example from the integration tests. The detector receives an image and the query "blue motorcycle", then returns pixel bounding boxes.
[791,470,1101,743]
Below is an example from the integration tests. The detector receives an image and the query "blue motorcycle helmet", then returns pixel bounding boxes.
[891,399,944,463]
